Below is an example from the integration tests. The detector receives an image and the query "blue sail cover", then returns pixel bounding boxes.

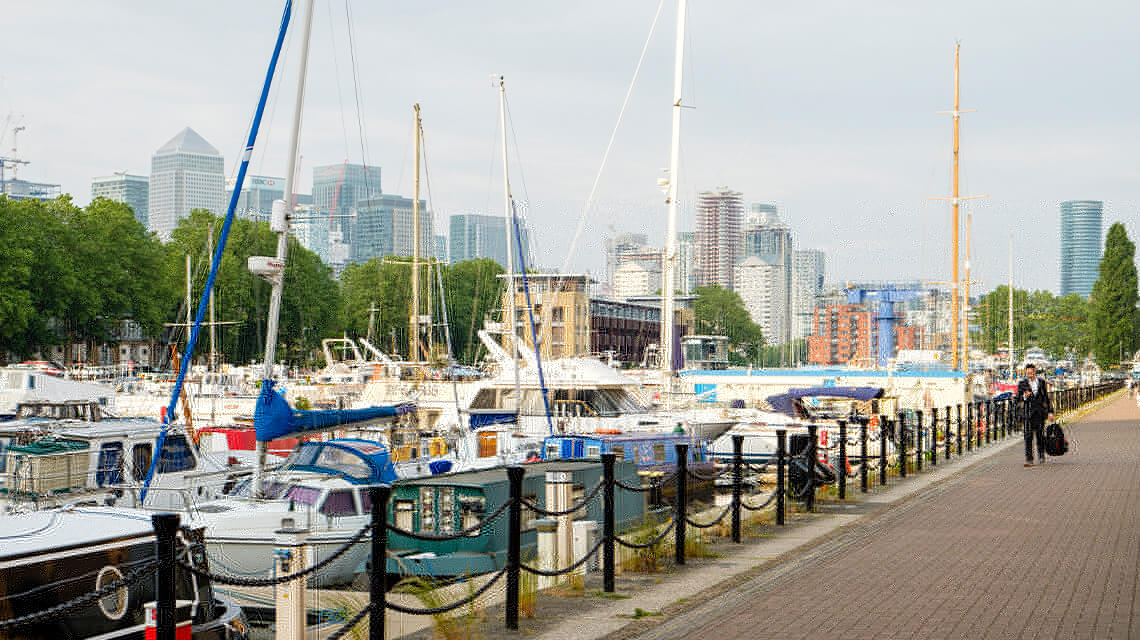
[468,410,519,430]
[766,386,885,417]
[254,379,416,441]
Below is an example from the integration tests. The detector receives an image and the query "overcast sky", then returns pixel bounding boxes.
[3,1,1137,294]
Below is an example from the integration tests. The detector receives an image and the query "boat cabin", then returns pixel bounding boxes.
[541,432,713,475]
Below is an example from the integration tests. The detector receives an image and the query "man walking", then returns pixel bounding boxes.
[1017,364,1054,467]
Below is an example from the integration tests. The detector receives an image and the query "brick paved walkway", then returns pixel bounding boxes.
[633,395,1140,640]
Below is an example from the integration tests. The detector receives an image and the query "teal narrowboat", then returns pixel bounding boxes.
[384,459,644,578]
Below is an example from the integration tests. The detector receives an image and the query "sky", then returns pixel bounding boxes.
[3,0,1138,295]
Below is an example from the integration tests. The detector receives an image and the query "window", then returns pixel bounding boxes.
[131,444,152,481]
[321,490,357,516]
[610,445,625,460]
[439,489,455,534]
[478,432,498,458]
[419,487,436,532]
[284,485,322,506]
[586,445,601,457]
[459,495,486,536]
[546,442,560,459]
[653,443,666,463]
[394,500,415,530]
[552,307,564,322]
[156,435,196,473]
[97,442,124,487]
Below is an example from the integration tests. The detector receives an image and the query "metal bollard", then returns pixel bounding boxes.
[965,403,973,452]
[956,404,963,457]
[506,466,524,630]
[675,443,688,566]
[879,415,888,486]
[929,407,938,467]
[370,486,390,640]
[152,513,179,640]
[860,422,869,493]
[838,420,847,500]
[805,424,817,512]
[977,402,984,448]
[897,415,907,478]
[915,410,924,472]
[776,429,786,526]
[731,435,743,544]
[986,400,992,443]
[602,453,616,593]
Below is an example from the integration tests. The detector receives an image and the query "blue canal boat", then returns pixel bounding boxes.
[540,431,714,476]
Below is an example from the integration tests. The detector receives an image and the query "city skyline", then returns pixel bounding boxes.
[2,1,1137,293]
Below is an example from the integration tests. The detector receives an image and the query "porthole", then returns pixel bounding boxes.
[96,565,129,620]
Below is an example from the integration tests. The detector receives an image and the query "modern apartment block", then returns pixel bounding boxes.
[695,188,744,290]
[91,172,149,227]
[734,256,786,345]
[791,249,826,341]
[352,194,432,264]
[449,212,531,268]
[1059,200,1104,298]
[742,204,793,343]
[500,274,593,360]
[148,127,224,240]
[807,304,874,366]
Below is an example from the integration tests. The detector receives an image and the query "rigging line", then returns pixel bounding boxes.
[557,0,666,281]
[326,0,351,155]
[344,0,375,194]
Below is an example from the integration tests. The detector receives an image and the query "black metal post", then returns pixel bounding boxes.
[956,404,963,457]
[506,466,524,630]
[369,485,390,640]
[837,421,847,499]
[965,402,973,452]
[776,429,786,525]
[986,400,993,443]
[945,406,952,460]
[731,435,743,543]
[879,415,888,486]
[152,513,179,640]
[915,410,924,472]
[602,453,616,592]
[860,422,869,493]
[898,415,907,478]
[976,402,984,448]
[805,425,817,512]
[929,407,938,467]
[675,443,689,565]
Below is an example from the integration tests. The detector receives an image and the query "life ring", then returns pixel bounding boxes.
[596,428,622,434]
[869,415,880,427]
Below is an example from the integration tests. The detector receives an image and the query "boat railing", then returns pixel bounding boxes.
[552,399,598,418]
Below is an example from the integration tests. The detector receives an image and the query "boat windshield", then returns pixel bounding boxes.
[472,387,650,417]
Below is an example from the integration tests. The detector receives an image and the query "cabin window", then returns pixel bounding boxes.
[546,443,560,459]
[321,490,357,516]
[284,485,321,506]
[459,495,486,536]
[419,488,436,532]
[131,444,152,481]
[653,443,666,463]
[96,442,124,487]
[521,493,538,531]
[394,500,415,530]
[610,445,625,460]
[156,435,196,473]
[478,432,498,458]
[313,447,371,482]
[586,445,601,458]
[439,489,455,534]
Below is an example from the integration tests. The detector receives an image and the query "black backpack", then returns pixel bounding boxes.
[1044,423,1069,456]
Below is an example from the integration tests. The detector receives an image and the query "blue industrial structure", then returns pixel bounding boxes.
[845,286,931,369]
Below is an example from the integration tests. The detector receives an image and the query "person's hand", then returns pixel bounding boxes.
[1048,413,1054,422]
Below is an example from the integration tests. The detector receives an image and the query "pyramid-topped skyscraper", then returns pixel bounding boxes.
[148,127,224,240]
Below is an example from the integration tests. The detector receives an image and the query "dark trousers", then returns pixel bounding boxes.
[1024,413,1046,461]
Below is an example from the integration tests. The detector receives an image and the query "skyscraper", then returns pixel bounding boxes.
[1059,200,1104,298]
[734,256,786,343]
[676,231,695,295]
[352,195,432,264]
[743,204,793,343]
[449,212,530,268]
[604,232,649,287]
[695,188,744,290]
[91,172,149,227]
[226,175,284,222]
[148,127,224,240]
[791,249,826,341]
[290,206,330,264]
[312,163,382,250]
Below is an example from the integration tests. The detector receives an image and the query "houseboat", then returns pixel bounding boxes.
[0,507,249,640]
[541,431,714,476]
[385,459,644,579]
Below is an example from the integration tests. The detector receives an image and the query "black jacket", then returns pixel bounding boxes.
[1016,376,1053,418]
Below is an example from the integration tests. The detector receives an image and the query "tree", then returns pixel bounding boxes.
[691,285,765,365]
[1088,222,1139,367]
[443,259,505,364]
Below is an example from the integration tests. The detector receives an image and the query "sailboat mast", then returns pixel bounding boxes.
[410,104,422,362]
[255,0,314,494]
[208,222,216,372]
[1008,233,1014,378]
[661,0,686,378]
[950,43,961,371]
[964,213,971,368]
[499,76,521,408]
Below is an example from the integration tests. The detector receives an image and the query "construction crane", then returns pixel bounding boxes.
[845,285,932,369]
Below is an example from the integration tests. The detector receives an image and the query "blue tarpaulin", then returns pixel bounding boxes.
[765,386,885,417]
[468,410,519,430]
[254,379,416,441]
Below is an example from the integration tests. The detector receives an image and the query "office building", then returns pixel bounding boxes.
[435,234,448,263]
[449,212,531,268]
[695,188,744,290]
[290,206,330,264]
[604,232,649,286]
[352,194,432,264]
[1059,200,1104,298]
[226,175,284,222]
[791,249,826,340]
[742,204,793,343]
[148,127,225,240]
[91,173,149,226]
[312,162,381,251]
[734,256,786,345]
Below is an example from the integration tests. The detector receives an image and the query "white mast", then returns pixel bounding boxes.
[660,0,687,379]
[253,0,314,495]
[410,104,422,362]
[498,76,521,412]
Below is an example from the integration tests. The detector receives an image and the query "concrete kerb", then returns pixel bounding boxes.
[534,396,1118,640]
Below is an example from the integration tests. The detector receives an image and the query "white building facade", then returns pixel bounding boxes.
[148,128,224,240]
